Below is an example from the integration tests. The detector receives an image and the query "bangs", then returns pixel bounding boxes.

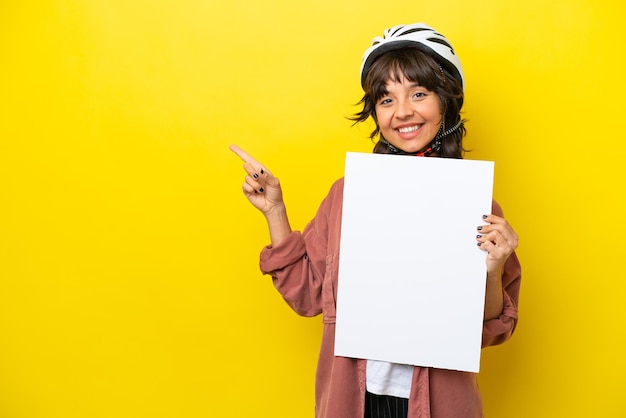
[364,48,443,102]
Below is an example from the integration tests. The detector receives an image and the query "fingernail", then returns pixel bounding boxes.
[477,242,482,246]
[477,226,483,231]
[476,235,482,239]
[259,187,264,193]
[482,215,488,219]
[253,173,259,179]
[254,190,258,194]
[260,169,264,174]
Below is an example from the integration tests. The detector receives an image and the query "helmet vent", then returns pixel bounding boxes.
[397,27,430,36]
[427,37,454,54]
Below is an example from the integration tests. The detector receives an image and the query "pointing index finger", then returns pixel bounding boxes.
[229,144,256,163]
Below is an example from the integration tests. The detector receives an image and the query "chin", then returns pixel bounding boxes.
[396,143,427,153]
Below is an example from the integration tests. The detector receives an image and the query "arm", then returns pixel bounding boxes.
[258,182,342,317]
[476,201,522,347]
[259,222,327,317]
[231,144,332,317]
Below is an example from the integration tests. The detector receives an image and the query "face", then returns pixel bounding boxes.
[375,75,443,154]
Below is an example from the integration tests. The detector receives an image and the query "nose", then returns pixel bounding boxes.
[395,98,414,118]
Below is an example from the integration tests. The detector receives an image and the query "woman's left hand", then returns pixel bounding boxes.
[476,214,519,274]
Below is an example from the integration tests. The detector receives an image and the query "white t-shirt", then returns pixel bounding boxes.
[366,359,413,399]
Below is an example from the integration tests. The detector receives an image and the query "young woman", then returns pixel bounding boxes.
[231,23,521,418]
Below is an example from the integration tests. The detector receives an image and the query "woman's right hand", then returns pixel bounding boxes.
[229,144,285,216]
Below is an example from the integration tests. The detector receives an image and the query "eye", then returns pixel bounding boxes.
[412,91,427,99]
[378,97,392,106]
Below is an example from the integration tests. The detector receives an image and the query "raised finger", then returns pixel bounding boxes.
[229,144,258,164]
[230,144,271,177]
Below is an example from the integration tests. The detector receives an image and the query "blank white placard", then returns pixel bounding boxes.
[334,152,494,372]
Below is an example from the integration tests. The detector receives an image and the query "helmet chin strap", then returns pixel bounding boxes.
[377,136,442,157]
[378,119,462,157]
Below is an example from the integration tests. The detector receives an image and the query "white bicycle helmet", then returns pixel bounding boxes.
[360,23,464,91]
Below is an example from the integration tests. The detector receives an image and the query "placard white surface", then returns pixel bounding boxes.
[334,152,494,373]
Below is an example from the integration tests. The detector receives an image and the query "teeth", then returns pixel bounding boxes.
[398,125,419,133]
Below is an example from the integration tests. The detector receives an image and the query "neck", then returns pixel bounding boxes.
[377,137,441,157]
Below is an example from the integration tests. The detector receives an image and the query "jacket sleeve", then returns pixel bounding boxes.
[258,182,338,317]
[482,200,522,348]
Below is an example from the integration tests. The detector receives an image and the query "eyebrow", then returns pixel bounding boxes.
[376,81,425,99]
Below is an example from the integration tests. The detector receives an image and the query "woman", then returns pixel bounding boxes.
[231,22,521,418]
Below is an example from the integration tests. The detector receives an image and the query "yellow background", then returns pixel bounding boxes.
[1,1,624,417]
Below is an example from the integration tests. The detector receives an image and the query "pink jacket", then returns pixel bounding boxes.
[260,178,522,418]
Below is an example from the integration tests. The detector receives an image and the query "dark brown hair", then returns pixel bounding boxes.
[351,48,467,158]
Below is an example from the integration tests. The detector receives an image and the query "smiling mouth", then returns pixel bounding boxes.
[397,125,421,133]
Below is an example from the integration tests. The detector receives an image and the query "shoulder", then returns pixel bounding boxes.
[324,177,345,206]
[315,177,344,217]
[328,177,344,195]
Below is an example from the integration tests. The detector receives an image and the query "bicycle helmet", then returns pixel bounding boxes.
[360,23,464,91]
